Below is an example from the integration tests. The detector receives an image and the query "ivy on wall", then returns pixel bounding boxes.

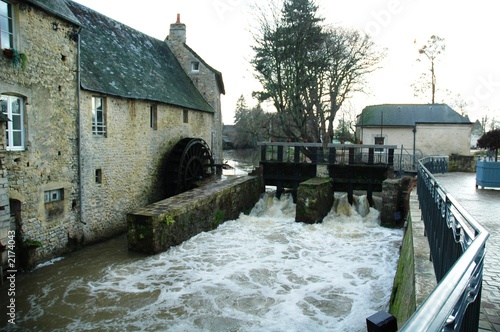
[3,48,28,70]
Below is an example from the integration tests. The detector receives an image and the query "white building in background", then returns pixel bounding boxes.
[356,104,472,156]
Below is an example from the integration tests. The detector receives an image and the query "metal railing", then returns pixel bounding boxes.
[400,157,489,331]
[258,142,397,166]
[393,146,425,174]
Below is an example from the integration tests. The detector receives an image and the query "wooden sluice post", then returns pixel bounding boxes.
[328,147,336,164]
[277,145,284,161]
[348,147,355,164]
[260,144,266,162]
[294,145,300,163]
[368,148,375,164]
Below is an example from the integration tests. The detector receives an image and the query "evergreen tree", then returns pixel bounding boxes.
[252,0,326,143]
[234,95,271,148]
[477,129,500,161]
[251,0,382,146]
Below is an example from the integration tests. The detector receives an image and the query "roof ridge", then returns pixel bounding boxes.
[365,103,449,108]
[358,103,471,126]
[66,0,215,113]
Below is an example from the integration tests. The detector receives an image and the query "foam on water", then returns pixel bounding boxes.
[14,193,403,332]
[32,256,65,270]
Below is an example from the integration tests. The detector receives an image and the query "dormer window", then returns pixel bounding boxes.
[191,61,200,73]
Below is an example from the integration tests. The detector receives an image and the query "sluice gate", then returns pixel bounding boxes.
[259,142,397,203]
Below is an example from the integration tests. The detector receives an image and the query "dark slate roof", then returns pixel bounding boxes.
[65,1,214,113]
[25,0,80,26]
[357,104,472,127]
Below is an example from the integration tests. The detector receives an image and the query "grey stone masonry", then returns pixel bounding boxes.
[295,177,333,224]
[165,15,224,164]
[168,14,186,44]
[0,2,80,267]
[381,179,406,227]
[0,2,225,268]
[0,127,11,268]
[127,175,265,254]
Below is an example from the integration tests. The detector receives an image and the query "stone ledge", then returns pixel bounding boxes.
[390,190,437,328]
[409,191,436,307]
[127,175,264,254]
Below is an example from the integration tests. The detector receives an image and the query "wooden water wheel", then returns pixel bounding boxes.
[164,138,214,197]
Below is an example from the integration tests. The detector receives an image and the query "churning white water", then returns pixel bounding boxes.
[6,192,402,332]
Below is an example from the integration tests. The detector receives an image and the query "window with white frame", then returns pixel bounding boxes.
[44,188,64,220]
[0,1,13,49]
[374,136,385,152]
[191,61,200,73]
[1,95,24,150]
[92,97,106,136]
[44,189,64,203]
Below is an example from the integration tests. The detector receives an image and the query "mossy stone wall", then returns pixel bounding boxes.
[127,175,264,254]
[448,154,475,172]
[389,213,416,327]
[295,177,333,224]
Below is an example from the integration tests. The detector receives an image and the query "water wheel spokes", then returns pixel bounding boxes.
[165,138,214,197]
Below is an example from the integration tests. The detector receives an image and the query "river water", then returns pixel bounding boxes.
[1,150,403,332]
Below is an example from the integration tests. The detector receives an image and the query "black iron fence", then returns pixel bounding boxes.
[400,157,489,331]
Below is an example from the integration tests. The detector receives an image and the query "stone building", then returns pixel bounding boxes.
[166,14,225,160]
[0,0,81,267]
[0,113,11,267]
[0,0,224,268]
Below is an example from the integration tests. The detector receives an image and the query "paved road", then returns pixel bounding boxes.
[433,172,500,331]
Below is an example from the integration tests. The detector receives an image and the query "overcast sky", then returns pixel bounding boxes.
[73,0,500,125]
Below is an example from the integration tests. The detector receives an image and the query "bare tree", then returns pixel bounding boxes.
[414,35,446,104]
[251,0,383,148]
[324,27,384,144]
[334,102,358,142]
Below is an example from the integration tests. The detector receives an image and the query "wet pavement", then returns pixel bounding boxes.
[433,172,500,331]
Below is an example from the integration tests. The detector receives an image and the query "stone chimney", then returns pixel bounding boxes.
[168,14,186,44]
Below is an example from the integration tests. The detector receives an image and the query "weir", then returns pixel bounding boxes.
[2,150,490,331]
[0,191,403,331]
[258,142,396,204]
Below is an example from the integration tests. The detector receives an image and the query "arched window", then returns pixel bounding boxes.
[1,95,25,150]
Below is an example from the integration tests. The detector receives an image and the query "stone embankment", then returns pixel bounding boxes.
[127,175,265,254]
[389,189,436,328]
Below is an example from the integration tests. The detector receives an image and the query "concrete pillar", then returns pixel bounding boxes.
[295,177,333,224]
[381,179,402,227]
